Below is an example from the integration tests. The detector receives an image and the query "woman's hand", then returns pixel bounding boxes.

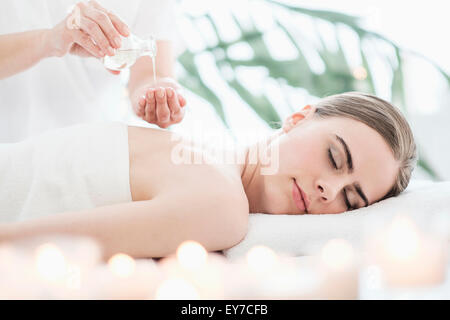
[46,0,130,61]
[132,77,187,129]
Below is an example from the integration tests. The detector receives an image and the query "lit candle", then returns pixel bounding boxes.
[27,236,103,299]
[317,239,359,300]
[176,240,209,271]
[35,243,68,281]
[221,245,278,299]
[157,241,226,299]
[368,215,447,288]
[245,245,280,275]
[258,262,323,300]
[31,236,103,299]
[88,253,161,299]
[108,253,136,277]
[229,245,322,300]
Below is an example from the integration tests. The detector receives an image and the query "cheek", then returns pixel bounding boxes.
[278,137,324,175]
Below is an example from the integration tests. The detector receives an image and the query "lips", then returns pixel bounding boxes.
[292,179,309,213]
[292,179,308,213]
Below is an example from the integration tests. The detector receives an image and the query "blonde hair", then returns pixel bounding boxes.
[312,92,417,202]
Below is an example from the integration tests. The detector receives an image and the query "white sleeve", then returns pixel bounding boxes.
[132,0,185,57]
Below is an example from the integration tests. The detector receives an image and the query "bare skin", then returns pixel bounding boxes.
[0,0,186,128]
[0,126,249,261]
[0,105,399,260]
[127,126,246,203]
[239,105,400,215]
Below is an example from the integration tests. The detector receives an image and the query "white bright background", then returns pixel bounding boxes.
[126,0,450,180]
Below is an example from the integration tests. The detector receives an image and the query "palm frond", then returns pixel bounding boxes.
[176,0,449,180]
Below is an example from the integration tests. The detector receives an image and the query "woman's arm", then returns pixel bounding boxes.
[128,41,187,128]
[0,1,130,80]
[3,191,247,261]
[0,30,53,80]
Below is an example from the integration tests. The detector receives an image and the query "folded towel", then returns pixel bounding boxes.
[0,122,132,223]
[224,180,450,260]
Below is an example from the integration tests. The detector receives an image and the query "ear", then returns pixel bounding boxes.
[282,105,316,133]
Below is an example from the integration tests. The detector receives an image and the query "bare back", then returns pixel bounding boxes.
[128,126,248,208]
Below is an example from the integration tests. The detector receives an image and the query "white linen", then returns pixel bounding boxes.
[224,179,450,260]
[0,122,132,223]
[0,0,183,143]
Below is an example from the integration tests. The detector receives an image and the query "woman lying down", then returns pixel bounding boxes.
[0,92,417,260]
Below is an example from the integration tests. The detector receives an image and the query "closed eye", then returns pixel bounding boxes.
[328,148,353,211]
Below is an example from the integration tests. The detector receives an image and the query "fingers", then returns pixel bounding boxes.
[69,43,95,58]
[77,16,113,56]
[72,30,104,58]
[108,14,130,38]
[75,0,130,56]
[137,96,146,117]
[155,88,171,126]
[166,88,184,123]
[166,88,180,114]
[178,93,187,107]
[140,87,186,128]
[88,0,130,37]
[144,90,157,124]
[82,4,122,50]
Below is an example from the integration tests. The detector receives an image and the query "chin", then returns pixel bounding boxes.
[259,180,296,214]
[264,197,295,214]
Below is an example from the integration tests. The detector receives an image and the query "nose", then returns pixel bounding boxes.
[316,179,345,203]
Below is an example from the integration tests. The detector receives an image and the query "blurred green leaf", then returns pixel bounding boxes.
[177,0,450,180]
[227,77,281,125]
[177,50,228,127]
[418,154,442,181]
[391,47,406,113]
[359,41,376,94]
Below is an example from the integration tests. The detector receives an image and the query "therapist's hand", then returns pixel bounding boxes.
[132,78,187,129]
[47,0,130,61]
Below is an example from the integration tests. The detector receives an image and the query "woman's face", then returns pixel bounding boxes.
[260,105,399,215]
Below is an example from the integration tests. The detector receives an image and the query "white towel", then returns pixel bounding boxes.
[0,122,132,223]
[224,180,450,260]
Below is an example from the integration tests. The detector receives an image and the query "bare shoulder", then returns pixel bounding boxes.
[200,163,249,214]
[201,165,250,246]
[168,163,249,248]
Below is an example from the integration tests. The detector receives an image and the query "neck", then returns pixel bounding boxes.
[238,129,283,213]
[239,143,264,213]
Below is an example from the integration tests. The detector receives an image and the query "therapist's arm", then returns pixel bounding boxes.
[128,40,187,129]
[1,192,246,261]
[0,1,130,80]
[0,30,59,80]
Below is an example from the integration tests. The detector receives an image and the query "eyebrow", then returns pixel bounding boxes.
[334,134,369,208]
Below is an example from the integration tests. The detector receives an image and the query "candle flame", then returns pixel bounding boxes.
[35,243,67,282]
[320,239,355,271]
[386,215,420,260]
[176,241,208,271]
[246,245,279,273]
[108,253,136,278]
